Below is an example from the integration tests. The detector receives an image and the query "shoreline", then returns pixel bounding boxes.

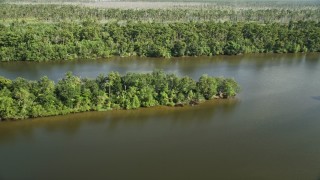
[0,98,238,122]
[0,52,318,64]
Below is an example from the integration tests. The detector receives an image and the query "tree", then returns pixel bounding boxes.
[0,88,16,119]
[55,72,81,109]
[224,41,242,55]
[197,75,218,100]
[172,40,186,57]
[221,78,240,98]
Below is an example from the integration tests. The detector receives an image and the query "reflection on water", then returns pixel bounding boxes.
[0,100,239,143]
[0,53,320,180]
[0,53,319,81]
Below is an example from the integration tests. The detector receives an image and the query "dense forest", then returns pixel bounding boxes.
[0,21,319,61]
[0,71,240,120]
[0,2,319,61]
[1,4,320,23]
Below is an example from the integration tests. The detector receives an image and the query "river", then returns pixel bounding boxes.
[0,53,320,179]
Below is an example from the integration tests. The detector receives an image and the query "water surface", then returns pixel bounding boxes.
[0,54,320,180]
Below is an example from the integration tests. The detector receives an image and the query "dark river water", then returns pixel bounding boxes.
[0,54,320,180]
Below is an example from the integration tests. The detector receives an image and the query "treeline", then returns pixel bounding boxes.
[0,21,319,61]
[1,4,320,23]
[2,0,320,8]
[0,71,240,120]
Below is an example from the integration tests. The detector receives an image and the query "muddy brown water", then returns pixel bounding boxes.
[0,53,320,180]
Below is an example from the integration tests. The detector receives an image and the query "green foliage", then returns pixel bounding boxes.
[0,21,319,62]
[0,71,240,120]
[0,88,16,119]
[197,75,218,100]
[56,72,82,109]
[1,4,319,23]
[0,76,12,90]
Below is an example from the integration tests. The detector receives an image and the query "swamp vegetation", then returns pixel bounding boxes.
[0,21,319,61]
[0,1,319,61]
[0,71,240,120]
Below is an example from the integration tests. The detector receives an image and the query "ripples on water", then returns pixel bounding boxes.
[0,53,320,180]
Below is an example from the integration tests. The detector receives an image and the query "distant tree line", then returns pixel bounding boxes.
[0,21,319,61]
[0,71,240,120]
[1,4,319,23]
[2,0,320,8]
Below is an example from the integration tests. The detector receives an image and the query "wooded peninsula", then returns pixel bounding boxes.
[0,71,240,120]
